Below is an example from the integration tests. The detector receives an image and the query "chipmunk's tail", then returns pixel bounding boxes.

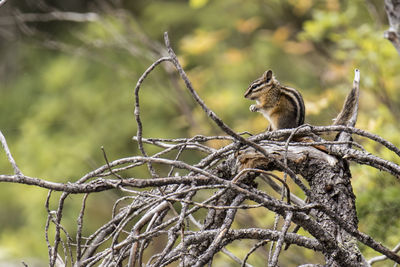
[333,69,360,127]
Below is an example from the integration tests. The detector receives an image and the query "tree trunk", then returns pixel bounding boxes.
[191,143,370,266]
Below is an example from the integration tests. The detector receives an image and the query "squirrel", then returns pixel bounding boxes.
[244,69,359,131]
[244,70,305,131]
[240,69,360,170]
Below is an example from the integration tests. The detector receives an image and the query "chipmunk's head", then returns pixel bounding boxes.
[244,70,278,100]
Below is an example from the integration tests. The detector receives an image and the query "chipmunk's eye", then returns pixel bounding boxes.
[250,82,262,91]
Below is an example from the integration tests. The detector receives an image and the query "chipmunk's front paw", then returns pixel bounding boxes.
[249,105,259,112]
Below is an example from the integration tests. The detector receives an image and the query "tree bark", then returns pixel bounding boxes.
[192,142,370,266]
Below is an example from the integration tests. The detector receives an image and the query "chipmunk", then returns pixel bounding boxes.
[244,70,305,131]
[244,68,359,150]
[240,69,360,173]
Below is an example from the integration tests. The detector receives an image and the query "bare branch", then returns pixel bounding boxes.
[163,32,309,197]
[76,194,89,263]
[1,31,400,266]
[270,212,293,266]
[368,241,400,265]
[134,56,172,177]
[0,130,22,175]
[242,240,269,267]
[0,11,100,25]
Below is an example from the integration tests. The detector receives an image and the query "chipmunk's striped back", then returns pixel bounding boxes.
[280,85,305,126]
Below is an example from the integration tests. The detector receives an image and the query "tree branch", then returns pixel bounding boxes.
[0,11,100,25]
[0,130,22,175]
[1,31,400,266]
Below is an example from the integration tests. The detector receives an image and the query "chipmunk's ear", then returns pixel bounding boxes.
[263,70,273,82]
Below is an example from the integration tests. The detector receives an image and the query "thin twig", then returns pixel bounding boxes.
[101,146,123,180]
[45,190,54,263]
[0,130,22,175]
[0,11,99,25]
[368,241,400,265]
[232,168,291,204]
[270,212,293,266]
[76,193,89,263]
[50,193,69,267]
[134,56,172,177]
[242,240,269,267]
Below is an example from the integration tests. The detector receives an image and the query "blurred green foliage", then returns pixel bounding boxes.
[1,0,400,265]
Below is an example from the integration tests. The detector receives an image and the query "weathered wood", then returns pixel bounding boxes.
[188,143,369,266]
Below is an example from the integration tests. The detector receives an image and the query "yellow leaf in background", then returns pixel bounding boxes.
[321,63,350,83]
[272,25,291,44]
[223,48,244,64]
[206,139,231,149]
[250,116,269,132]
[236,17,262,34]
[283,41,314,54]
[206,90,235,111]
[305,95,329,115]
[180,29,226,55]
[367,118,378,132]
[383,76,395,94]
[288,0,313,15]
[326,0,340,11]
[189,0,209,9]
[187,67,208,92]
[177,55,187,68]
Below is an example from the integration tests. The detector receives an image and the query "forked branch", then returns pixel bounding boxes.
[0,32,400,266]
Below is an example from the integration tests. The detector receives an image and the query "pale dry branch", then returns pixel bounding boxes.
[1,32,400,267]
[76,194,89,263]
[368,241,400,265]
[0,11,100,25]
[270,212,293,266]
[0,130,22,175]
[242,240,269,267]
[134,56,173,177]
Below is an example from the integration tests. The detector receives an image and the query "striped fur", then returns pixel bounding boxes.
[281,85,305,126]
[244,70,305,130]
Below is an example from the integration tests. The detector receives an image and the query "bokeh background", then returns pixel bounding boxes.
[1,0,400,266]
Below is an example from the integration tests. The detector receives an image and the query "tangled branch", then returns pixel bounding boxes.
[1,32,400,266]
